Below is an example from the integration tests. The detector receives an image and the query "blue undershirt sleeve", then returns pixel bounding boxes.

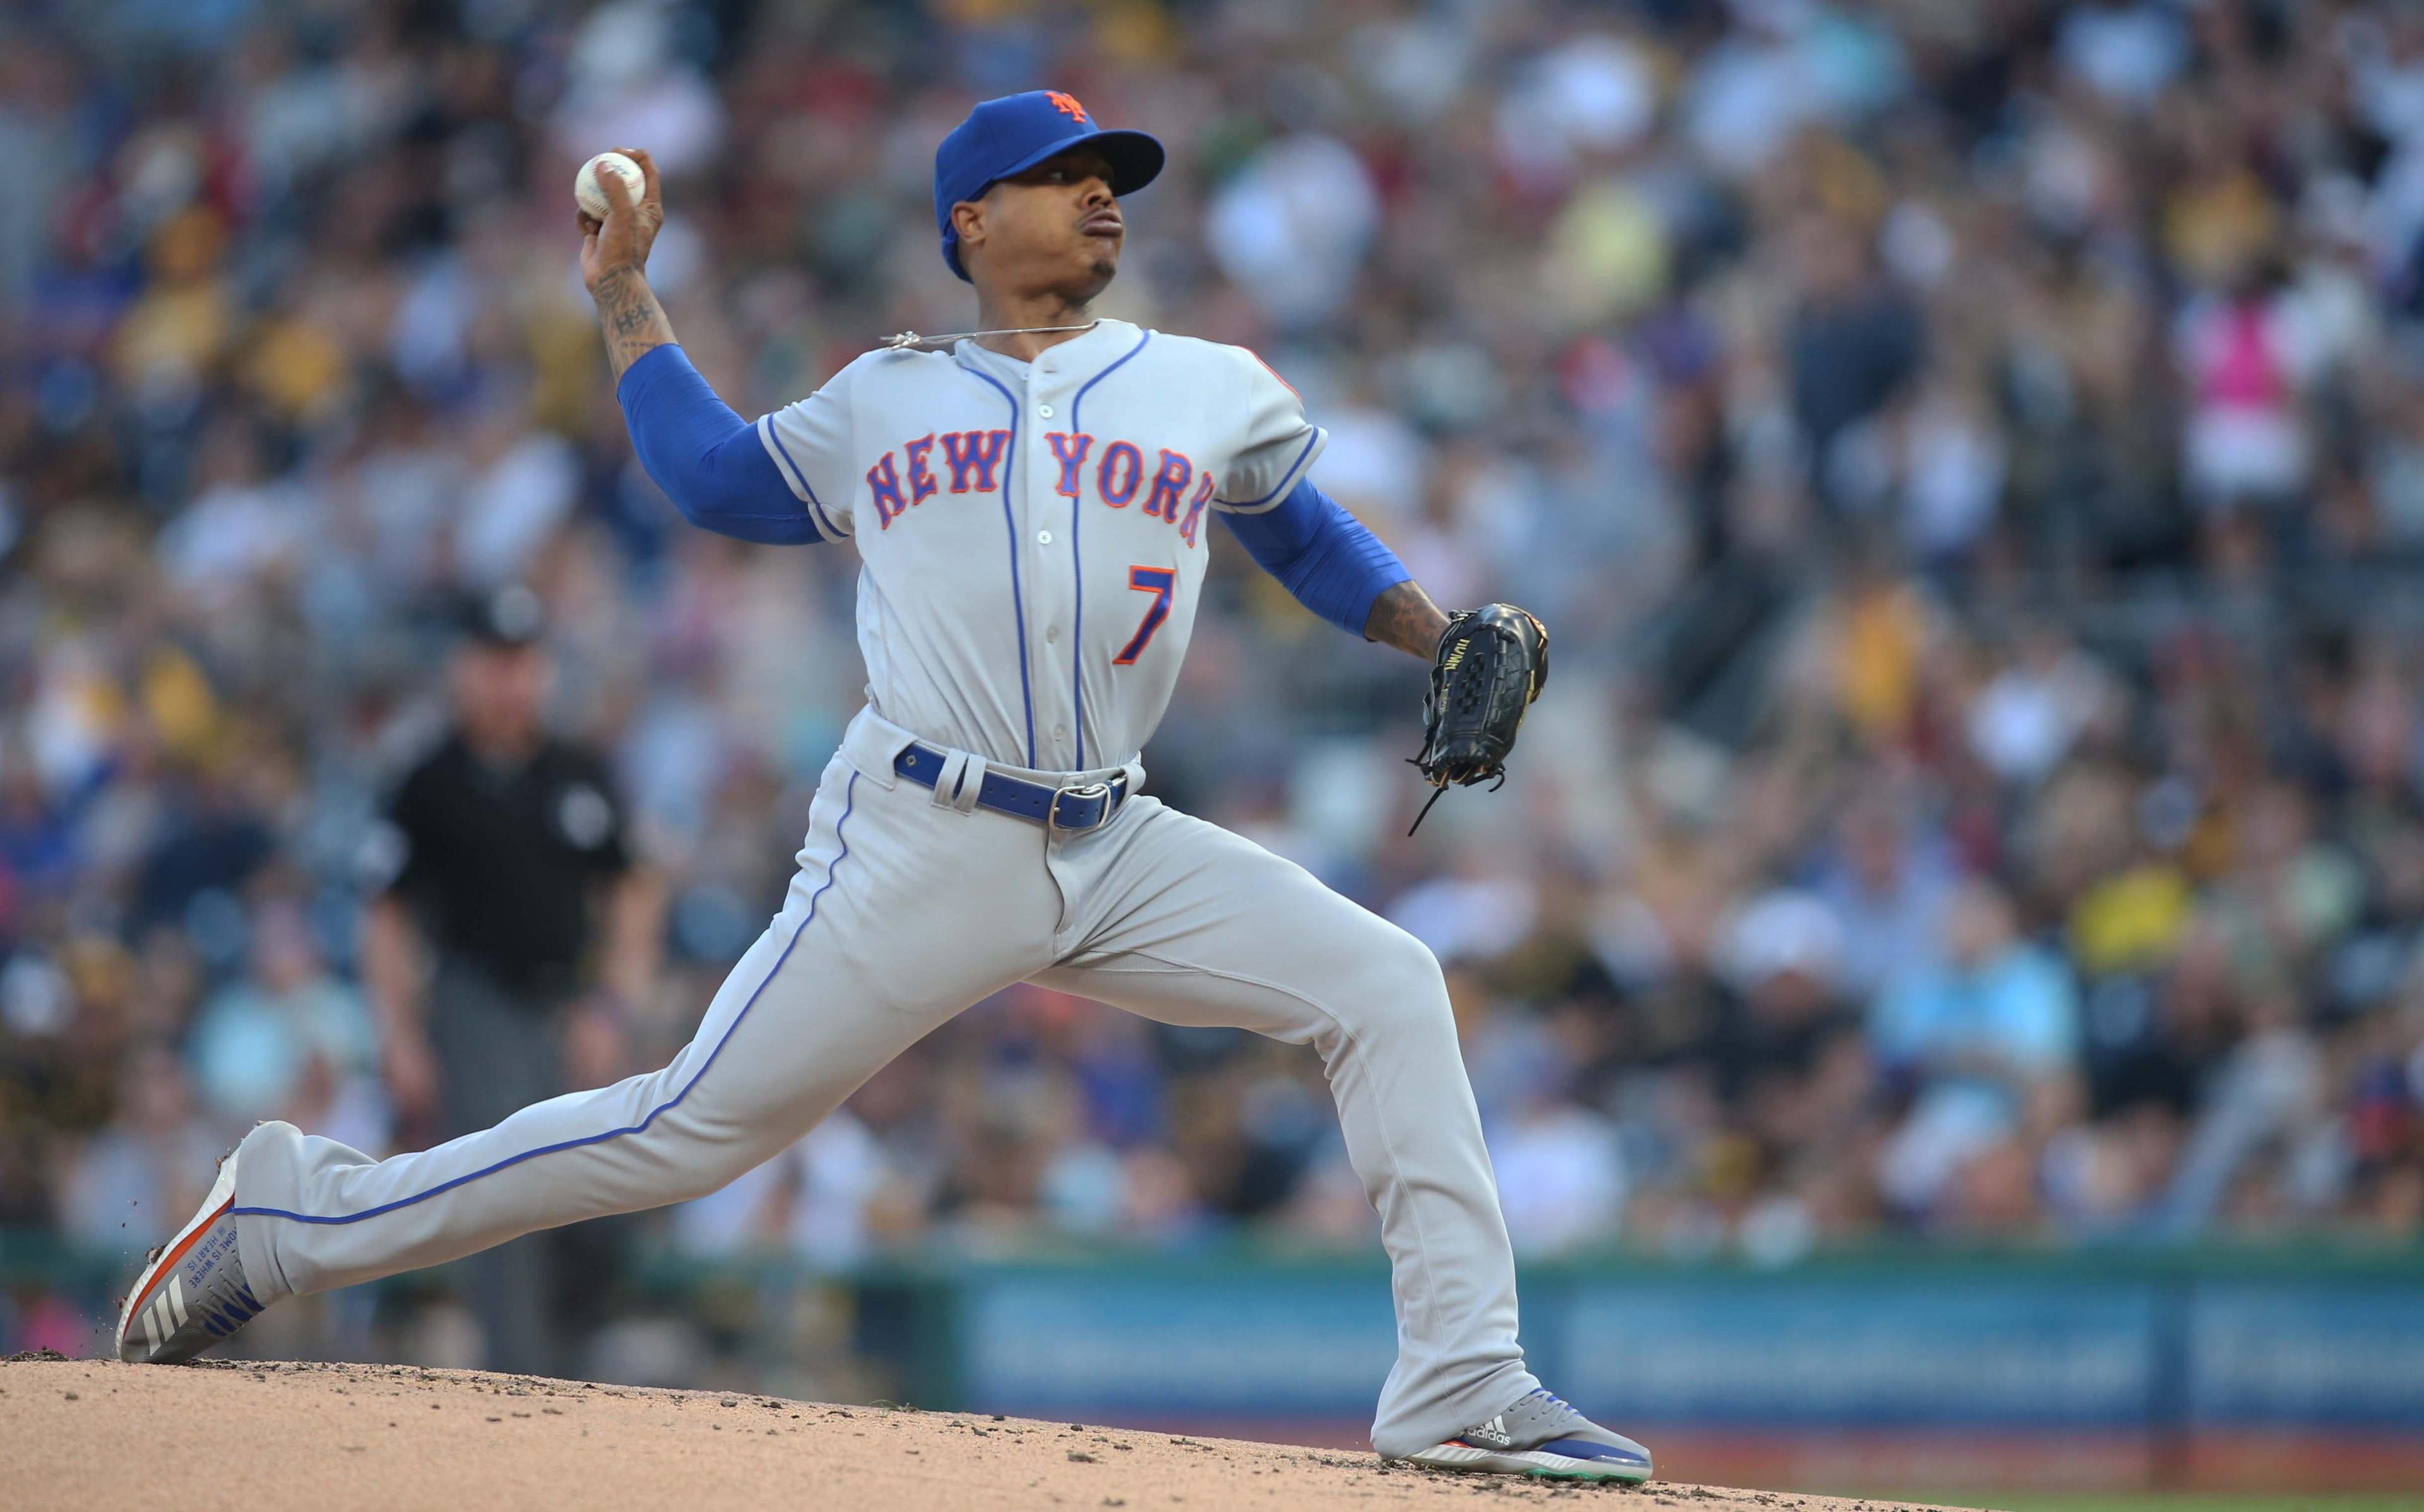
[616,344,823,545]
[1218,478,1413,639]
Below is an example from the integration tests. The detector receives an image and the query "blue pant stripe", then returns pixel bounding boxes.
[233,772,863,1226]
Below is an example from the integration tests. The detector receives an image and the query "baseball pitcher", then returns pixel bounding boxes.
[116,92,1649,1484]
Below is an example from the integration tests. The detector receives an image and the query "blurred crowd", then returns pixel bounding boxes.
[7,0,2424,1369]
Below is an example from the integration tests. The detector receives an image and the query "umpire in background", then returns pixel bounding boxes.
[360,584,665,1375]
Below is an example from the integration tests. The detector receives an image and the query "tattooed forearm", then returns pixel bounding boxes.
[593,267,676,381]
[1365,580,1453,658]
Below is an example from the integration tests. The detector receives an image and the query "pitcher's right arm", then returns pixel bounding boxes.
[583,147,829,545]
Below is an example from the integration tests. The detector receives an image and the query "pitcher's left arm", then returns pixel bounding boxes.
[1218,478,1447,653]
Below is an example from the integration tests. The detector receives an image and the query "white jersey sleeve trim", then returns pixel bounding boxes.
[1216,425,1327,515]
[1209,340,1328,515]
[756,413,851,538]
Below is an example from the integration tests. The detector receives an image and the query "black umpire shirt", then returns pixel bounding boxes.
[377,733,633,1004]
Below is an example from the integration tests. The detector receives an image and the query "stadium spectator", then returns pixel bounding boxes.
[1872,880,2081,1220]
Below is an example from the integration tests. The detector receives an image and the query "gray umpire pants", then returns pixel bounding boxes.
[425,960,626,1379]
[229,708,1538,1457]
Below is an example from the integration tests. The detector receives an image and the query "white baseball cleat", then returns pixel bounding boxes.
[1399,1387,1655,1482]
[114,1150,266,1364]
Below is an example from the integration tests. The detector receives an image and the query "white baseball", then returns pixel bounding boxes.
[576,151,645,220]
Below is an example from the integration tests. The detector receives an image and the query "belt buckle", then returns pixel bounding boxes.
[1046,779,1115,832]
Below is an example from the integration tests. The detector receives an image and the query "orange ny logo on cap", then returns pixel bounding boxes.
[1047,92,1089,124]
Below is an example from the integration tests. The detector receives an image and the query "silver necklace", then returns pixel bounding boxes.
[882,319,1100,351]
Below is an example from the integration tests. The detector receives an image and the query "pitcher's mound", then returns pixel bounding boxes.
[0,1354,1962,1511]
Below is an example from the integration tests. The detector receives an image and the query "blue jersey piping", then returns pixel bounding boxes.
[232,772,863,1226]
[952,362,1037,766]
[1226,427,1324,509]
[1066,329,1153,767]
[759,415,843,537]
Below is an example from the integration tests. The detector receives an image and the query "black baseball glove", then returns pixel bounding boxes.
[1408,603,1550,832]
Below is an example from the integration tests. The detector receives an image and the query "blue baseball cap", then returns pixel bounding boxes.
[934,90,1165,281]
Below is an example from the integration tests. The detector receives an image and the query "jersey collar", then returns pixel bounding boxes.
[951,317,1139,378]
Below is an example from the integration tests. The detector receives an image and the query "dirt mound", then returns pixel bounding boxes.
[0,1356,1967,1511]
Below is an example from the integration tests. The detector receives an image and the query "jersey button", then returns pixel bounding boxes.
[1037,529,1054,545]
[1038,404,1055,418]
[1045,625,1060,642]
[1054,724,1069,740]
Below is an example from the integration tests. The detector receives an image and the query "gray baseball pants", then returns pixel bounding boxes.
[229,709,1538,1457]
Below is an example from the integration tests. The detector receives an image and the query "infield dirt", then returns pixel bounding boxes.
[0,1354,1968,1511]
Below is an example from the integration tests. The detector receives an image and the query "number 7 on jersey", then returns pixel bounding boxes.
[1115,567,1176,664]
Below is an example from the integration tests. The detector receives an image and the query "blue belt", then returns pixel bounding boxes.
[893,743,1129,832]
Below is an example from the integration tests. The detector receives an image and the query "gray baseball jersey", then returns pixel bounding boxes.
[221,320,1540,1458]
[755,319,1324,771]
